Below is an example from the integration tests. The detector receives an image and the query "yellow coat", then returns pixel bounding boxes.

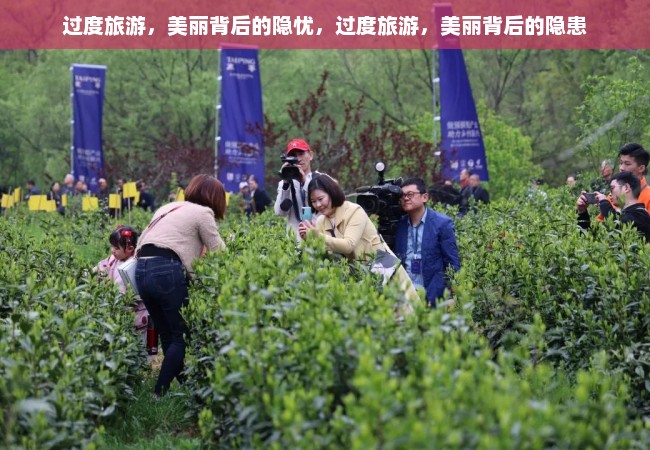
[315,201,383,260]
[313,201,423,311]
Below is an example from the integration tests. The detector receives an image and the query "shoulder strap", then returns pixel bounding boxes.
[144,204,184,232]
[136,204,185,258]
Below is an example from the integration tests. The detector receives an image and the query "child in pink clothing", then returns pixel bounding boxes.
[96,226,150,344]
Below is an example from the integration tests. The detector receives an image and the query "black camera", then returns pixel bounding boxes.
[279,155,302,182]
[352,162,403,252]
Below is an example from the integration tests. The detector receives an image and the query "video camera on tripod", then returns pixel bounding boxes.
[350,162,403,252]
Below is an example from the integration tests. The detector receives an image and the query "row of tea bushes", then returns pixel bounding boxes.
[5,189,650,447]
[184,213,650,448]
[0,213,146,448]
[453,189,650,415]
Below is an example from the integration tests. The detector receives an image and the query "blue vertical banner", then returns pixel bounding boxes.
[217,46,265,192]
[434,4,489,182]
[71,64,106,193]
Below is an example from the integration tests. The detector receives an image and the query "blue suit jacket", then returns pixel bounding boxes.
[395,208,461,306]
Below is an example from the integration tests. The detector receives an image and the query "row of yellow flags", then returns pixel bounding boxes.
[1,185,187,212]
[1,187,22,209]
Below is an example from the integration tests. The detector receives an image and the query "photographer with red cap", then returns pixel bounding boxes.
[274,138,325,237]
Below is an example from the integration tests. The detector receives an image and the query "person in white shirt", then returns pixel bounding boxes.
[274,138,324,237]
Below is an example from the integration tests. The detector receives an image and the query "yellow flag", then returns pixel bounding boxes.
[13,187,21,203]
[44,200,57,212]
[225,192,231,206]
[82,196,99,211]
[109,194,121,209]
[61,194,67,207]
[28,195,46,211]
[134,191,140,205]
[176,188,185,201]
[122,182,137,198]
[1,194,13,208]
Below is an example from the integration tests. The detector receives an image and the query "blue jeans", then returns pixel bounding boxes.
[135,257,189,395]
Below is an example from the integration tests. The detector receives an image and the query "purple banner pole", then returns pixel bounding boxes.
[434,4,489,182]
[217,46,265,192]
[71,64,106,193]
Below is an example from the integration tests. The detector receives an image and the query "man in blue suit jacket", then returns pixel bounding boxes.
[395,177,461,307]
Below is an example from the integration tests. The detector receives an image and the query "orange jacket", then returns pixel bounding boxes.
[640,178,650,211]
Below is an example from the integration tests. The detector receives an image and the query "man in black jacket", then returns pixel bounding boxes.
[136,180,155,212]
[248,175,272,214]
[460,173,490,214]
[577,171,650,241]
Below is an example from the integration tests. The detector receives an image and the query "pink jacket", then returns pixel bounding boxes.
[96,255,127,293]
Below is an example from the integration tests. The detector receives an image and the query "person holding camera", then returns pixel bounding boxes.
[615,143,650,212]
[395,177,461,307]
[577,171,650,241]
[585,143,650,224]
[274,138,324,237]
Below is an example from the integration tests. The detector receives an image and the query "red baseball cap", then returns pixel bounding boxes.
[285,138,311,155]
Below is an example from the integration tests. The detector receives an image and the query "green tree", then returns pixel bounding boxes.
[409,107,542,200]
[479,104,543,199]
[571,57,650,171]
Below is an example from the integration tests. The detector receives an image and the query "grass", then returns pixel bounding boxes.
[97,375,200,449]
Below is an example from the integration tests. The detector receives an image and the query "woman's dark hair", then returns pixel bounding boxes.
[109,225,138,249]
[184,174,227,220]
[307,174,345,208]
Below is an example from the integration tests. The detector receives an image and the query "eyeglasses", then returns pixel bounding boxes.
[401,191,423,200]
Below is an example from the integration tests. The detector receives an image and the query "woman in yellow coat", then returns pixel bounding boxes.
[298,175,421,314]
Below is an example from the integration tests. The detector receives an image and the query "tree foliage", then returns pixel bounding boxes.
[478,104,544,199]
[264,71,435,190]
[572,57,650,170]
[407,106,542,200]
[1,49,648,195]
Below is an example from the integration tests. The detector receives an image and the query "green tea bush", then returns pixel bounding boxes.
[453,188,650,414]
[185,212,649,448]
[4,192,650,448]
[0,211,146,448]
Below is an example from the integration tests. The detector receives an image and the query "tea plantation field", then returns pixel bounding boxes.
[2,188,650,449]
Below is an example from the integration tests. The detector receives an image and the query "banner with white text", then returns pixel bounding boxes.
[435,3,488,182]
[71,64,106,193]
[217,47,265,192]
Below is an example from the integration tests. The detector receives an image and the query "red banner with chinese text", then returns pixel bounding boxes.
[0,0,647,49]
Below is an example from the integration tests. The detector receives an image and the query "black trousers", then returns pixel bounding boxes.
[135,257,189,395]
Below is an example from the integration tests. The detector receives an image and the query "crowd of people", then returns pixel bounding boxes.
[20,138,650,399]
[87,137,465,397]
[276,138,461,308]
[574,143,650,242]
[16,175,156,216]
[425,167,490,214]
[238,174,272,217]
